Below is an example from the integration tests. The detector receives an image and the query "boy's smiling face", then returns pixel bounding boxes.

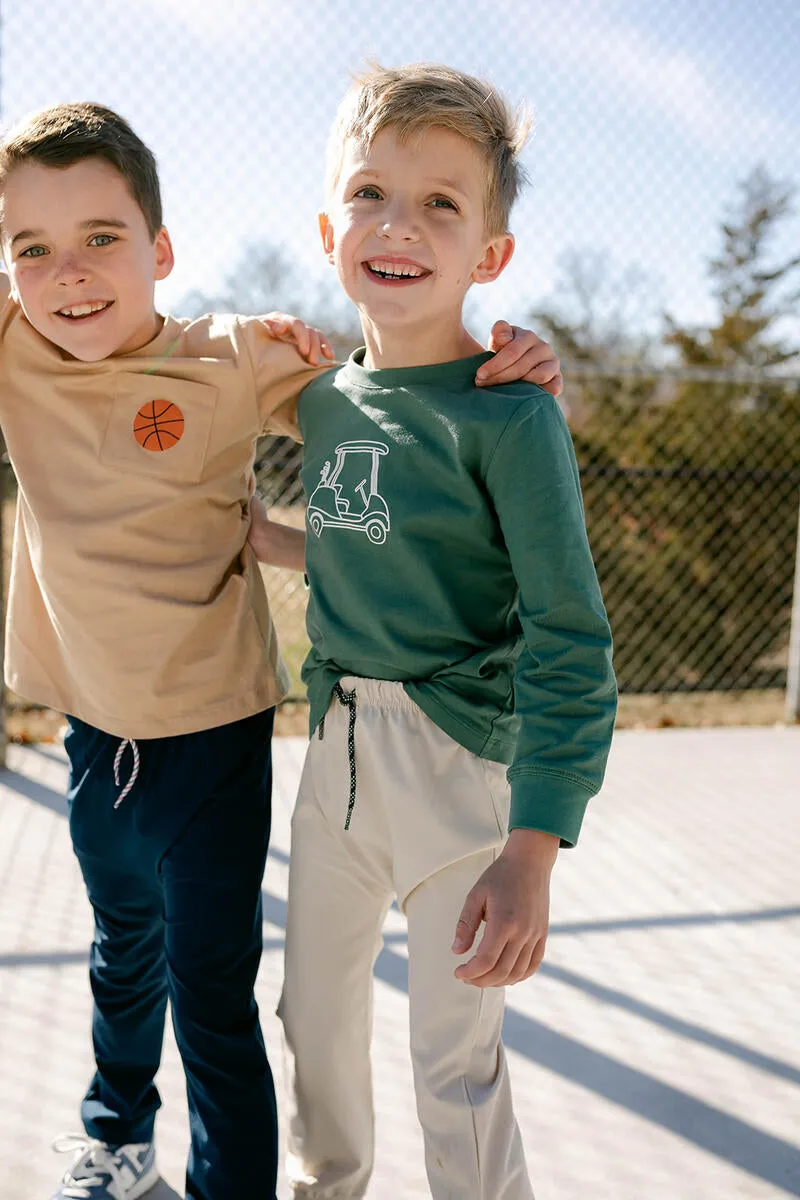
[320,126,514,365]
[1,157,173,361]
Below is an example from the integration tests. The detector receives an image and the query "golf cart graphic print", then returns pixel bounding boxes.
[307,440,391,544]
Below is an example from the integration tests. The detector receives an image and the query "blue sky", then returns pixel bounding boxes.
[1,0,798,344]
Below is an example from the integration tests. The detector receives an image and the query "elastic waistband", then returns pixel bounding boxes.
[338,676,418,713]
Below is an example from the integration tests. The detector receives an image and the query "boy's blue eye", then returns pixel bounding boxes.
[20,245,47,258]
[354,186,382,200]
[430,197,458,211]
[90,234,117,247]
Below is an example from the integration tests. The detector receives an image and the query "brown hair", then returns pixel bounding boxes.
[0,102,163,238]
[326,63,530,235]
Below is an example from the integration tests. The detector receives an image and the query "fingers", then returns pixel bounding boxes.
[301,323,335,363]
[249,494,268,522]
[478,323,537,383]
[260,312,293,339]
[261,313,309,357]
[451,886,486,955]
[486,319,514,353]
[304,325,324,364]
[518,353,564,397]
[455,924,549,987]
[521,933,548,981]
[477,325,564,397]
[290,319,312,361]
[260,313,335,365]
[455,926,516,985]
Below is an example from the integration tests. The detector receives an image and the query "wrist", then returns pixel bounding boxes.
[248,524,273,561]
[502,827,559,868]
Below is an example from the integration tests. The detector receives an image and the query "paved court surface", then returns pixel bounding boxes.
[1,727,798,1199]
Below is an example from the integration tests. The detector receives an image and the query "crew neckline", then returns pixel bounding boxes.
[9,302,184,369]
[342,346,494,390]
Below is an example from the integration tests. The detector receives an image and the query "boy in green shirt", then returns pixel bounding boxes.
[250,64,616,1200]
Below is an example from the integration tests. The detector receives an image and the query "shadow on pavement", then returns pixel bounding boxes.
[539,960,800,1085]
[1,768,69,816]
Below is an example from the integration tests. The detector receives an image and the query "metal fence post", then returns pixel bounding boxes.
[786,499,800,723]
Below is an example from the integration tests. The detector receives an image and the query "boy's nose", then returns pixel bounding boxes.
[55,256,92,286]
[378,204,419,242]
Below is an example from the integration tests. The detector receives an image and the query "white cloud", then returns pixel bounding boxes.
[591,25,781,153]
[489,0,785,157]
[138,0,292,45]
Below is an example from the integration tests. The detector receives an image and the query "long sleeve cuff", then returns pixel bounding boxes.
[507,769,596,847]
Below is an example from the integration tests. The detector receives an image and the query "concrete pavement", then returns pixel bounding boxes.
[1,727,798,1198]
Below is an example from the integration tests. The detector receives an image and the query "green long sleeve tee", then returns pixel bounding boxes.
[298,350,617,846]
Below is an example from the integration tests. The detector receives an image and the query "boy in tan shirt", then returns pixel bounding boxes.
[0,103,561,1200]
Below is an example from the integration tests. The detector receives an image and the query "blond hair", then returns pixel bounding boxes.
[326,63,530,235]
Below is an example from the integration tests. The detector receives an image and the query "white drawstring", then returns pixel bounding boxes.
[113,738,140,808]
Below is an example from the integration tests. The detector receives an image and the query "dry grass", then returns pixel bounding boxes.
[616,689,789,729]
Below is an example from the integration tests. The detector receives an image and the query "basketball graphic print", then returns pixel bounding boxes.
[133,400,185,451]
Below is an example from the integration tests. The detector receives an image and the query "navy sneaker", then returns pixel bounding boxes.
[50,1135,158,1199]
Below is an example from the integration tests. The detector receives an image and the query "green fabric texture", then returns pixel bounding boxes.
[298,349,617,846]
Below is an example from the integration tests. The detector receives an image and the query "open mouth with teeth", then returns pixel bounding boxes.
[55,300,114,320]
[363,259,432,284]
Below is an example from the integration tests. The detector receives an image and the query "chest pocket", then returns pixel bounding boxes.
[100,373,219,484]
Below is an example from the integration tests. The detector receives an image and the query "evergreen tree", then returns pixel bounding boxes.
[666,165,800,371]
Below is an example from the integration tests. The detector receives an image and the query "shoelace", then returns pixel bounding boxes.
[52,1134,132,1197]
[112,738,140,809]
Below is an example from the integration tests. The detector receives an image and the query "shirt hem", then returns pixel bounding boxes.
[7,673,286,740]
[402,684,514,764]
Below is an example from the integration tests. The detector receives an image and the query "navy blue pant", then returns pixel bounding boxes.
[65,708,277,1200]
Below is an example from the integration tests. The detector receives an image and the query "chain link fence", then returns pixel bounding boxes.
[1,0,799,727]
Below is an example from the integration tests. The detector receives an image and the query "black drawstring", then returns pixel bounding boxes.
[318,682,358,829]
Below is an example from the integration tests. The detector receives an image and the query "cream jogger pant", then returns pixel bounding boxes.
[278,678,534,1200]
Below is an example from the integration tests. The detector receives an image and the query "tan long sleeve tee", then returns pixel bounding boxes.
[0,286,323,739]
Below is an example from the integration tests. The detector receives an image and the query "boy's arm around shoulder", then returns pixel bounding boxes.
[247,495,306,572]
[238,317,336,441]
[486,387,617,848]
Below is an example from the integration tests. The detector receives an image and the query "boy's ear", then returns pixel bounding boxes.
[154,227,175,282]
[472,233,515,286]
[318,212,335,263]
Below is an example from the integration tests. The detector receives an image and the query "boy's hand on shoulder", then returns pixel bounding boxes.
[477,321,563,396]
[260,311,336,366]
[451,828,559,987]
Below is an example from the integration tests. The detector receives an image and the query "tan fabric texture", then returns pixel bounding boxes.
[0,286,326,737]
[279,678,534,1200]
